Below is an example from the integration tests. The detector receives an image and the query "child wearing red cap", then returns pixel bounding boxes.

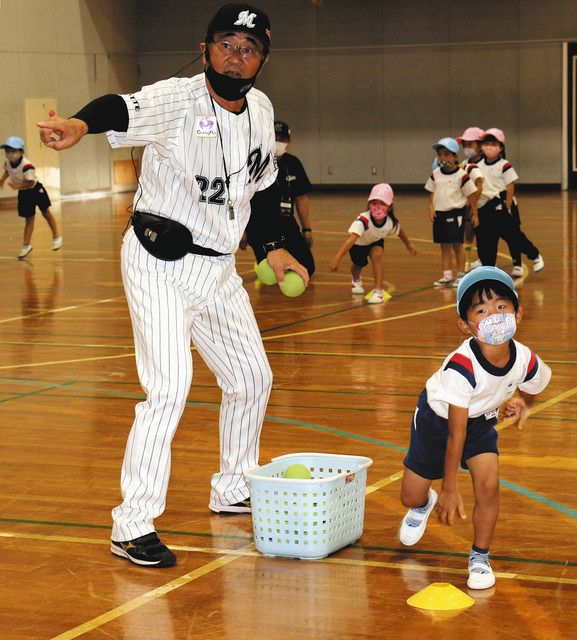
[330,183,416,304]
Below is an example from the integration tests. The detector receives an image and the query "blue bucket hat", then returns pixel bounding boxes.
[456,266,517,315]
[1,136,25,150]
[433,137,459,154]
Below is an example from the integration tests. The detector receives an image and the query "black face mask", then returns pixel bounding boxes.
[205,64,257,102]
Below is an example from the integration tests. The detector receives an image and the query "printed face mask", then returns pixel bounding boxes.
[482,144,501,160]
[439,160,454,170]
[369,202,389,220]
[469,312,516,345]
[275,142,288,158]
[463,147,477,159]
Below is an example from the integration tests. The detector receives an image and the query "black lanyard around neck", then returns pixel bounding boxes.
[209,95,252,221]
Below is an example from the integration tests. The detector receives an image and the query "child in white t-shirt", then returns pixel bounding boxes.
[0,136,62,258]
[399,266,551,590]
[330,183,416,304]
[425,138,478,287]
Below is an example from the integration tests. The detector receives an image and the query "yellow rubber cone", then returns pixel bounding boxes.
[407,582,475,611]
[363,289,392,302]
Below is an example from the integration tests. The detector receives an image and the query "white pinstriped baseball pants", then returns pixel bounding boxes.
[111,229,272,542]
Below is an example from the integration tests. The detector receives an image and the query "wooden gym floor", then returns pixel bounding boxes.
[0,189,576,639]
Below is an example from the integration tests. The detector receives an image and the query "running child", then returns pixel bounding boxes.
[0,136,62,258]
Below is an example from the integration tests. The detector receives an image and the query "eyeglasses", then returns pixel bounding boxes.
[210,40,264,61]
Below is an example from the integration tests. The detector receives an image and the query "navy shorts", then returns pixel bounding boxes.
[18,182,51,218]
[349,239,384,267]
[403,390,499,480]
[432,208,466,244]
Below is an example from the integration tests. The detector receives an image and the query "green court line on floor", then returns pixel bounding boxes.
[1,525,576,570]
[0,380,76,405]
[260,283,438,334]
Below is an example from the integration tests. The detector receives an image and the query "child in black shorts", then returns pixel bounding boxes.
[0,136,62,259]
[425,137,478,287]
[399,266,551,590]
[330,183,416,304]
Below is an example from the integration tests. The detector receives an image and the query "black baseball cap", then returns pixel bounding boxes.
[274,121,290,139]
[206,4,271,52]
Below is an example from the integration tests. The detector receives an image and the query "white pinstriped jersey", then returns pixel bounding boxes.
[477,157,518,207]
[4,156,36,185]
[347,210,400,246]
[107,73,277,254]
[426,338,551,420]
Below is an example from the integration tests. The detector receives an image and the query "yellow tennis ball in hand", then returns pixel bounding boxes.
[280,271,306,297]
[283,463,312,479]
[255,259,277,285]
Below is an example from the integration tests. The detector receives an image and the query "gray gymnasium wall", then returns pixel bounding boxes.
[0,0,137,198]
[0,0,575,194]
[137,0,577,187]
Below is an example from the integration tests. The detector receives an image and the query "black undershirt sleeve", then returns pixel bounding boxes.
[248,181,283,245]
[71,94,129,134]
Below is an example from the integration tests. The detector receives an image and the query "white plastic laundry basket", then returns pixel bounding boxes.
[244,452,373,560]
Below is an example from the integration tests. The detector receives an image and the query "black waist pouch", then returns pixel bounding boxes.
[132,211,226,260]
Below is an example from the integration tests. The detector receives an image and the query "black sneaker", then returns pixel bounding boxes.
[110,532,176,567]
[209,498,251,514]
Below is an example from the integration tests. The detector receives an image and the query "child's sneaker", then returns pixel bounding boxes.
[399,488,438,546]
[351,279,364,294]
[510,265,524,278]
[468,259,482,271]
[452,272,465,288]
[367,290,384,304]
[18,244,32,259]
[533,255,544,272]
[433,277,452,286]
[52,236,63,251]
[467,557,496,590]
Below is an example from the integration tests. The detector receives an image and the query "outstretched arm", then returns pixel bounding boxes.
[330,233,359,271]
[398,228,417,255]
[37,94,129,151]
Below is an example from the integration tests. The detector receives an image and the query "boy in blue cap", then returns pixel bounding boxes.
[0,135,62,258]
[425,137,478,287]
[399,266,551,589]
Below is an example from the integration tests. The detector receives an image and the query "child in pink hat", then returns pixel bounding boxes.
[330,183,417,304]
[456,127,485,270]
[476,129,544,275]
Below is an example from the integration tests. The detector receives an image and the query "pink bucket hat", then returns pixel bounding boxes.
[456,127,485,143]
[481,127,506,143]
[368,183,394,205]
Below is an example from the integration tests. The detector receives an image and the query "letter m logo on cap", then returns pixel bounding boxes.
[235,10,256,28]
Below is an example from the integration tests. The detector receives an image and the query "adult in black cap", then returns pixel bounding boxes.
[37,4,308,568]
[242,120,316,275]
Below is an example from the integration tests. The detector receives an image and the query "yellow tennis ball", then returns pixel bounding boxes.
[283,463,312,479]
[280,271,305,297]
[255,259,277,285]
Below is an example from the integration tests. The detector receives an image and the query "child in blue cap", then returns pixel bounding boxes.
[399,266,551,590]
[0,136,62,258]
[425,137,478,287]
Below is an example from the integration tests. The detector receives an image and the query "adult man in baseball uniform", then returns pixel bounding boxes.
[38,3,308,568]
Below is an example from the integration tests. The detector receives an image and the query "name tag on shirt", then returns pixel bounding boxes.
[484,408,499,421]
[195,115,217,138]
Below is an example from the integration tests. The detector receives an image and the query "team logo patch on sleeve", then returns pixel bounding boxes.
[523,351,539,382]
[444,353,476,387]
